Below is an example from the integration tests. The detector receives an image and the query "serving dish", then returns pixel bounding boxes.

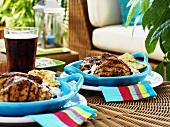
[35,57,65,72]
[0,93,87,126]
[60,71,163,91]
[64,52,152,86]
[0,73,84,116]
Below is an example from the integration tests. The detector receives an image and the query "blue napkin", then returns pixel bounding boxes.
[99,83,157,102]
[25,104,97,127]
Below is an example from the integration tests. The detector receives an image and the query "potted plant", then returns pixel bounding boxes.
[126,0,170,81]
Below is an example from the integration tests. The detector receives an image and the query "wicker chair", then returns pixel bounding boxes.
[68,0,162,72]
[0,26,4,39]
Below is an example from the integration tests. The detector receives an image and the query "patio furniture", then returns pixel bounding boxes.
[0,26,4,39]
[68,0,163,77]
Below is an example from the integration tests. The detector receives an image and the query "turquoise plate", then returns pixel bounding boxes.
[0,73,84,116]
[64,52,152,86]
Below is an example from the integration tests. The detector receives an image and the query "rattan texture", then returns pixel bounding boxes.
[0,53,7,75]
[0,81,169,127]
[79,81,170,127]
[0,26,4,39]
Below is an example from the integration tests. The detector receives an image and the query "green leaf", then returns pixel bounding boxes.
[144,8,170,54]
[151,19,170,42]
[161,29,170,52]
[0,0,39,27]
[154,61,164,78]
[158,9,170,53]
[127,0,138,7]
[126,0,140,27]
[142,0,170,29]
[162,37,170,52]
[166,62,170,81]
[1,0,12,11]
[159,39,167,54]
[131,13,143,37]
[140,0,150,13]
[145,28,158,54]
[167,52,170,60]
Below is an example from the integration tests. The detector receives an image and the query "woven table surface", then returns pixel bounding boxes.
[0,82,169,127]
[79,81,170,127]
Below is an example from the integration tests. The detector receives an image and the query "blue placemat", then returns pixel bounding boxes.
[99,83,157,102]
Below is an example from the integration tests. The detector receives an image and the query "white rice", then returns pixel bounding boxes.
[42,82,62,98]
[49,86,62,98]
[36,58,56,68]
[130,67,140,75]
[83,64,98,74]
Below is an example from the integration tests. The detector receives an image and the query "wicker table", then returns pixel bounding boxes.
[0,82,169,127]
[79,81,170,127]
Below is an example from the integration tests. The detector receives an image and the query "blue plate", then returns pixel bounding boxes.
[64,52,152,86]
[0,74,84,117]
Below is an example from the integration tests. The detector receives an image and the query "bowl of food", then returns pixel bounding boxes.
[0,70,84,116]
[64,52,152,86]
[35,57,65,72]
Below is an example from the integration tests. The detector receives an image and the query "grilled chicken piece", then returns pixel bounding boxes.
[0,76,51,102]
[101,52,116,61]
[0,72,42,90]
[94,56,132,77]
[79,56,101,71]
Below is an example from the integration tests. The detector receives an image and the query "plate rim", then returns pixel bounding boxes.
[0,93,87,124]
[60,71,163,91]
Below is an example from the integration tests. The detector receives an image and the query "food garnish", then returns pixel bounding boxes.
[36,57,56,68]
[118,53,147,70]
[28,69,60,87]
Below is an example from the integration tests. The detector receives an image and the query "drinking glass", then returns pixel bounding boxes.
[4,27,38,73]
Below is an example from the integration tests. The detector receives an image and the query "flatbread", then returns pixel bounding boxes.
[118,53,147,70]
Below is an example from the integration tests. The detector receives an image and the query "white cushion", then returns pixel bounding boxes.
[92,25,164,61]
[87,0,122,27]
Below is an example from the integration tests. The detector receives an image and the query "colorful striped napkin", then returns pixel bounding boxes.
[99,83,157,102]
[25,104,97,127]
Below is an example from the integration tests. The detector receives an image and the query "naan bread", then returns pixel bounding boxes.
[118,53,147,70]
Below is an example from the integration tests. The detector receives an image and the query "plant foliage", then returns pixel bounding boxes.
[0,0,68,42]
[0,0,39,27]
[126,0,170,81]
[0,0,68,28]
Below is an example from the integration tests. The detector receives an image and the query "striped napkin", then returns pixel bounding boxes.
[25,104,97,127]
[99,83,157,102]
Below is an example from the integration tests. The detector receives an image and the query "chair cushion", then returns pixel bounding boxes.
[92,25,164,61]
[118,0,143,26]
[87,0,122,27]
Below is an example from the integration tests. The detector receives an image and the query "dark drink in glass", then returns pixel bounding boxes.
[4,27,38,73]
